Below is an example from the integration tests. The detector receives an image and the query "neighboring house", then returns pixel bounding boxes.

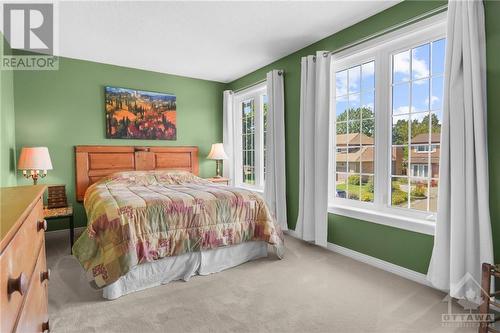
[336,133,375,177]
[409,133,440,178]
[336,132,440,179]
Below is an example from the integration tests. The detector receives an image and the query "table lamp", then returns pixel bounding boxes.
[18,147,53,185]
[207,143,228,178]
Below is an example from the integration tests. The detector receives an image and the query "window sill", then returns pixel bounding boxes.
[328,204,435,236]
[235,185,264,194]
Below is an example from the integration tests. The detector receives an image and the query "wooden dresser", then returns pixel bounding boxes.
[0,185,49,333]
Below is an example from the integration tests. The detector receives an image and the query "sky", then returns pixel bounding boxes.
[335,38,446,128]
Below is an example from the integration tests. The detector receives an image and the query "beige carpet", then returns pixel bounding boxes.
[46,231,475,333]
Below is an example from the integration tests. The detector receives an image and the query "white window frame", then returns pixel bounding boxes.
[233,82,267,192]
[328,13,446,236]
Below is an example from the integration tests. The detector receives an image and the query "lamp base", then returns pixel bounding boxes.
[214,160,222,178]
[22,171,46,185]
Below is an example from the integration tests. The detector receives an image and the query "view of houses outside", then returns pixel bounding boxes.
[242,99,256,184]
[335,38,445,213]
[241,94,268,186]
[335,61,376,203]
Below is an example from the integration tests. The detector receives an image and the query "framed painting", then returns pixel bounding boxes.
[105,86,176,140]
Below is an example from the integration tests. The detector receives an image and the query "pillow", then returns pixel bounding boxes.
[153,170,208,185]
[100,170,207,186]
[103,171,159,186]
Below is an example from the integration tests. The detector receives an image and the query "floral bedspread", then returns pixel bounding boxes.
[72,170,284,287]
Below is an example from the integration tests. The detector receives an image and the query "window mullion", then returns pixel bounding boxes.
[374,50,390,209]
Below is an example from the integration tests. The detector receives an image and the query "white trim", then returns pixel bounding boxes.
[328,204,435,235]
[233,82,267,191]
[233,81,266,96]
[326,242,433,288]
[235,185,263,194]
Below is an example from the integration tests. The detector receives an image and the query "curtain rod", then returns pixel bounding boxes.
[322,4,448,58]
[232,70,283,93]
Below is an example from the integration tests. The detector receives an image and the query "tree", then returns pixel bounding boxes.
[335,107,441,147]
[336,107,375,137]
[392,118,408,145]
[392,112,441,145]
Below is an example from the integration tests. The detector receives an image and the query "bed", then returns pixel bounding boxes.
[72,145,284,299]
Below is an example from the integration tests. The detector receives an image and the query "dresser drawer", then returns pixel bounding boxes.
[15,242,49,333]
[0,198,44,333]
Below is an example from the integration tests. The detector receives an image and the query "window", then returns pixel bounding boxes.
[391,38,444,213]
[415,145,436,153]
[412,164,429,177]
[329,14,446,231]
[233,83,267,190]
[241,99,256,184]
[335,61,375,202]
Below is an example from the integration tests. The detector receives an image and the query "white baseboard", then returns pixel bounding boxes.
[326,242,432,288]
[284,230,432,288]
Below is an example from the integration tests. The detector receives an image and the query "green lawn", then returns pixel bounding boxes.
[336,183,373,202]
[336,183,369,193]
[336,179,430,206]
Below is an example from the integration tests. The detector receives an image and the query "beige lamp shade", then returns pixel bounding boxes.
[207,143,228,160]
[18,147,53,170]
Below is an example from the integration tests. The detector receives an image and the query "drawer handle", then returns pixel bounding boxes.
[42,320,50,332]
[40,269,51,282]
[7,272,28,296]
[37,219,47,232]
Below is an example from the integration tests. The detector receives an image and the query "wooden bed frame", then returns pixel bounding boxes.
[75,145,199,201]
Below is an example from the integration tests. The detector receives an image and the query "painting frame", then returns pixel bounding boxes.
[105,85,177,140]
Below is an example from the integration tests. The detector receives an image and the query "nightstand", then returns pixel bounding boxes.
[43,205,74,253]
[205,177,230,185]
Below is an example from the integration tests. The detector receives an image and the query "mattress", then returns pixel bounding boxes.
[72,170,284,288]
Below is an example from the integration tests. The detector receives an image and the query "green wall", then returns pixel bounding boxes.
[0,34,17,187]
[13,57,225,230]
[228,0,500,274]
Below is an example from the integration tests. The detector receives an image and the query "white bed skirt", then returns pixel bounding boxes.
[102,241,268,300]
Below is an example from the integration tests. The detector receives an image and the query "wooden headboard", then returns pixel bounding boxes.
[75,145,199,201]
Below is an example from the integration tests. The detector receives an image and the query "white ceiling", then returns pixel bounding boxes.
[57,1,400,83]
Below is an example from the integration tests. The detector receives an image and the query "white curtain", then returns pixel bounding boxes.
[427,0,494,299]
[265,70,288,231]
[222,90,234,184]
[295,51,331,247]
